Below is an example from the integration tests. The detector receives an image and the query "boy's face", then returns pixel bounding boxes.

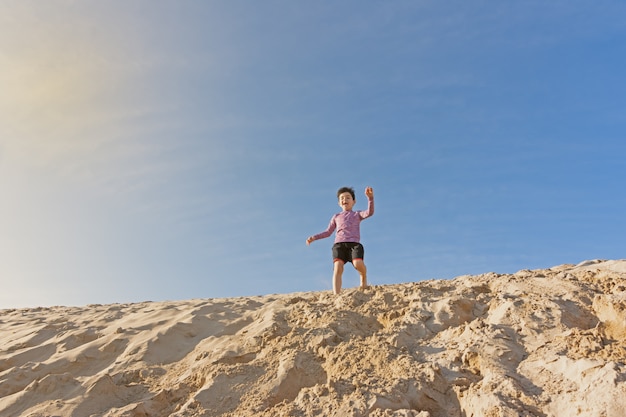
[338,192,355,211]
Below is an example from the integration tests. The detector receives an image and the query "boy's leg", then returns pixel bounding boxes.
[333,260,344,294]
[353,259,368,289]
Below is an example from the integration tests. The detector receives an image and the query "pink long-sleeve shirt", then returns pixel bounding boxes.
[312,197,374,243]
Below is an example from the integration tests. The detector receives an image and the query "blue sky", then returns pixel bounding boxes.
[1,1,625,308]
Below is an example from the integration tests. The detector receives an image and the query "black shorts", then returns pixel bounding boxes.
[332,242,364,264]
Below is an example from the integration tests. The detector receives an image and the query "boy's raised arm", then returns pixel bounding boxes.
[360,186,374,219]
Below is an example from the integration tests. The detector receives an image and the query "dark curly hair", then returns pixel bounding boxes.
[337,187,355,200]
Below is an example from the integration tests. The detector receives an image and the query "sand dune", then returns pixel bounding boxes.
[1,259,625,416]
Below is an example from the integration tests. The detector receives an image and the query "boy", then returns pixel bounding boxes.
[306,186,375,294]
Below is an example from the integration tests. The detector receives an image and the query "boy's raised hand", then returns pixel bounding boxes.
[365,186,374,199]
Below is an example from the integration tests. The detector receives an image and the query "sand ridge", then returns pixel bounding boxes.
[1,259,625,416]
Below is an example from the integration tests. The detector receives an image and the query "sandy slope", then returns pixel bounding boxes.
[1,259,625,417]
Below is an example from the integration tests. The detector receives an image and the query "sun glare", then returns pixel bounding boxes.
[0,3,132,158]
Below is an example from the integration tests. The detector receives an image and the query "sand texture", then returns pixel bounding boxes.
[1,259,626,417]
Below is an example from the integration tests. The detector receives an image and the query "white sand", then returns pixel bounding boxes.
[1,259,625,416]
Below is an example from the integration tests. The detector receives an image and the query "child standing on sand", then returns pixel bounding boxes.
[306,186,375,294]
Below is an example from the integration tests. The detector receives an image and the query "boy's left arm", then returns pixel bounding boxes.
[361,186,374,219]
